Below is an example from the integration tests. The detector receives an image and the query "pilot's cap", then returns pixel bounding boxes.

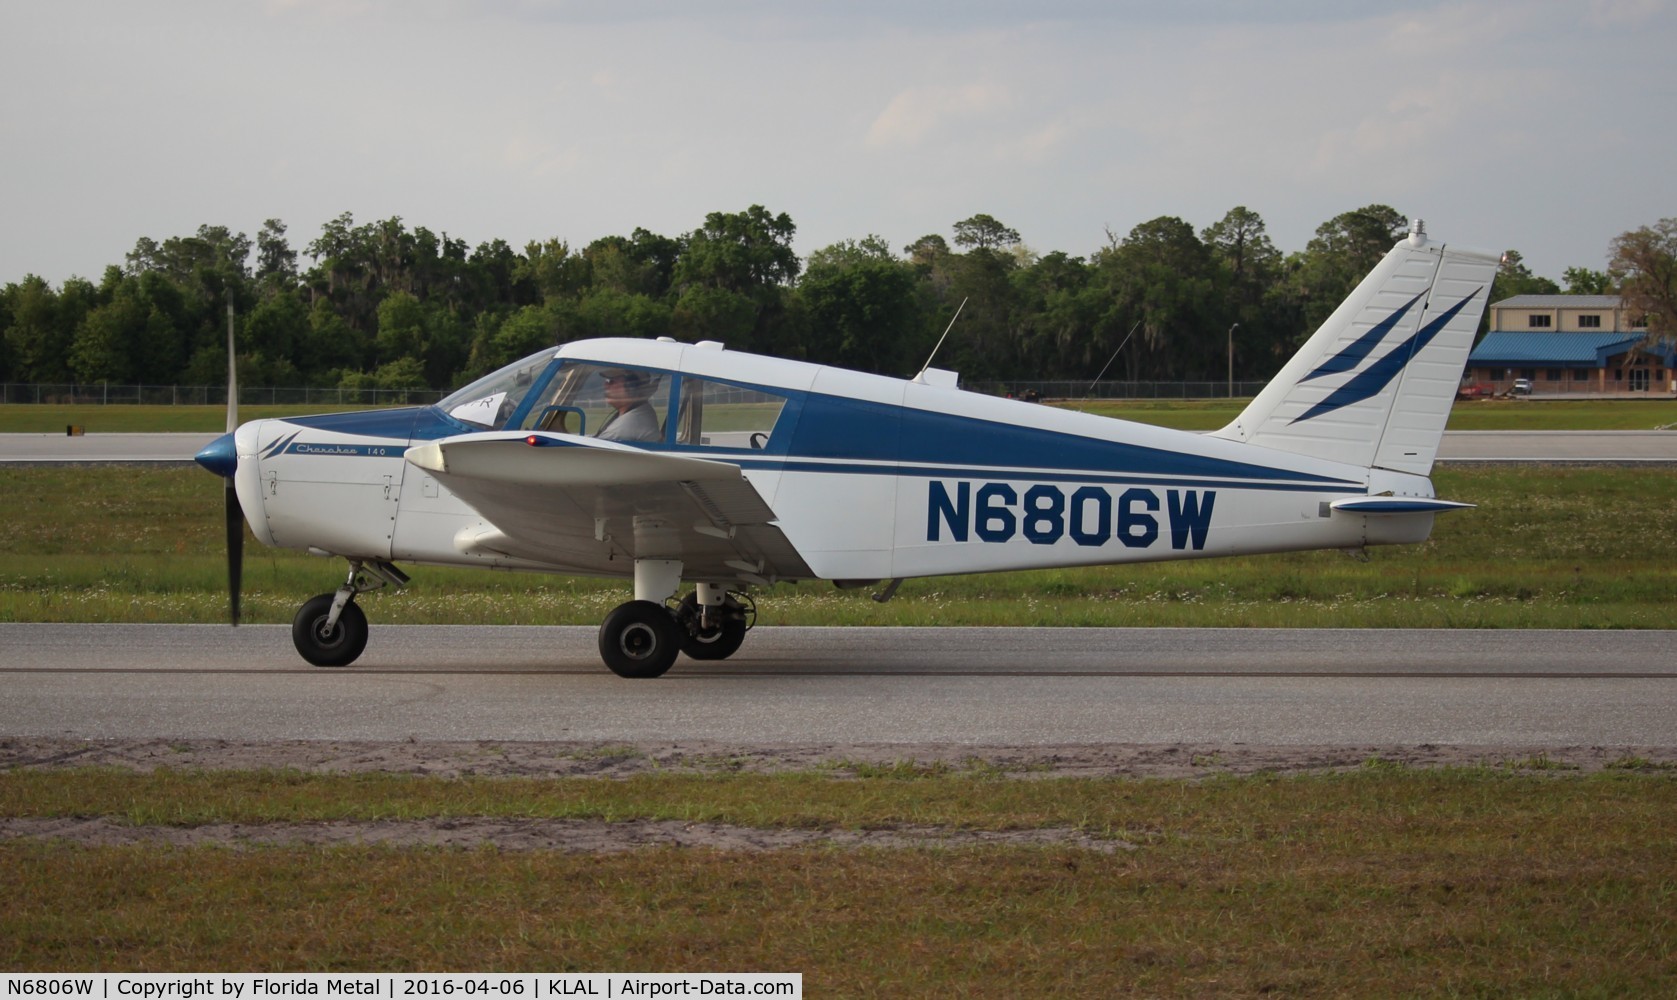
[601,368,656,391]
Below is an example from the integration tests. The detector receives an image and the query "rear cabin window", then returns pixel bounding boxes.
[674,378,787,450]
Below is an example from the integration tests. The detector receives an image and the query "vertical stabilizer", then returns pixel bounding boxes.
[1212,223,1498,475]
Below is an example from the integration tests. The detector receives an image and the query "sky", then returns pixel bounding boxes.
[3,0,1674,287]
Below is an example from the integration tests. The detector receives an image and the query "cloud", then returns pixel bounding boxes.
[3,0,1674,286]
[500,133,583,178]
[865,84,1016,148]
[1586,0,1669,27]
[1000,121,1073,164]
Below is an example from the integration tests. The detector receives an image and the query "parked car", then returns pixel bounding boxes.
[1456,382,1496,400]
[1511,378,1533,395]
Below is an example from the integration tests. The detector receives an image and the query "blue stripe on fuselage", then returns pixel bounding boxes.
[279,406,467,441]
[734,458,1360,494]
[268,405,493,457]
[788,393,1356,489]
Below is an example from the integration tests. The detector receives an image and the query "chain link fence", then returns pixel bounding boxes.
[965,380,1270,401]
[1,384,448,406]
[11,377,1668,409]
[3,380,1269,406]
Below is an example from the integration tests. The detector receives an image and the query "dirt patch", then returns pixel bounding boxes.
[2,736,1669,779]
[0,815,1130,853]
[5,737,1669,853]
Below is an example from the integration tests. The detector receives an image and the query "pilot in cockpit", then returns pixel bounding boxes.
[595,369,662,443]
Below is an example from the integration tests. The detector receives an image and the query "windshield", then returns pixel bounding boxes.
[437,350,561,430]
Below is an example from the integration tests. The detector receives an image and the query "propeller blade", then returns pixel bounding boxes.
[224,478,243,626]
[223,299,241,625]
[225,300,238,433]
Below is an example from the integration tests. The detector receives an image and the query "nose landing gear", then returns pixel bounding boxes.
[292,593,369,667]
[290,559,408,667]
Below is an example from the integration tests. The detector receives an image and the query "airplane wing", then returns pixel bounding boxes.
[404,431,813,585]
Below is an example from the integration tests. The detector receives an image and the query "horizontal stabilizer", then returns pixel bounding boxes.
[1330,497,1476,515]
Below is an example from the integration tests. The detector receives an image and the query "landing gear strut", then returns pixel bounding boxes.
[291,559,407,667]
[596,562,754,678]
[675,589,752,660]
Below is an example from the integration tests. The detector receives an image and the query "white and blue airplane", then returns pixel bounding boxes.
[195,221,1497,677]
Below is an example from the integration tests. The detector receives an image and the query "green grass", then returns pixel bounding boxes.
[1056,397,1677,431]
[3,767,1675,991]
[5,396,1676,433]
[2,465,1674,628]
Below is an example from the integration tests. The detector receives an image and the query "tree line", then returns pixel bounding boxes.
[2,203,1665,394]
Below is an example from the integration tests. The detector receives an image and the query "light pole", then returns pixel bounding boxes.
[1227,323,1239,398]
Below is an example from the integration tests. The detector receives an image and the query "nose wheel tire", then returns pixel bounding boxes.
[599,600,681,678]
[292,593,370,667]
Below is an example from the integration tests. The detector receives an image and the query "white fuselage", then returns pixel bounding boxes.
[230,338,1438,587]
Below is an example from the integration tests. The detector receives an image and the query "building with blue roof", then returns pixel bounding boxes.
[1467,295,1675,395]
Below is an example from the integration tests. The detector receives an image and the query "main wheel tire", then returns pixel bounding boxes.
[292,593,369,667]
[675,592,748,661]
[599,600,681,678]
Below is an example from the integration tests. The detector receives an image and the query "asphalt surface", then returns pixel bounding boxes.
[0,432,219,463]
[3,429,1677,463]
[3,623,1672,746]
[1437,430,1677,461]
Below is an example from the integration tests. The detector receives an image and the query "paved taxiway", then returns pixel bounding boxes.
[3,623,1672,746]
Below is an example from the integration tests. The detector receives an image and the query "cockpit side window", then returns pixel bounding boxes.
[676,378,787,450]
[517,362,670,444]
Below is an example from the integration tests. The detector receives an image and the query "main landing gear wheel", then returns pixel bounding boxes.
[676,591,750,661]
[292,593,369,667]
[599,600,681,678]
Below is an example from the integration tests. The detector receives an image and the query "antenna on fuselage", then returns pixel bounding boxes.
[1075,319,1141,411]
[915,297,967,379]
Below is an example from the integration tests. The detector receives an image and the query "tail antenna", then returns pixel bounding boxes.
[916,297,967,378]
[1076,319,1141,410]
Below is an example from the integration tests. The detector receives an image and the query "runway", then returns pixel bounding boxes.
[3,623,1672,747]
